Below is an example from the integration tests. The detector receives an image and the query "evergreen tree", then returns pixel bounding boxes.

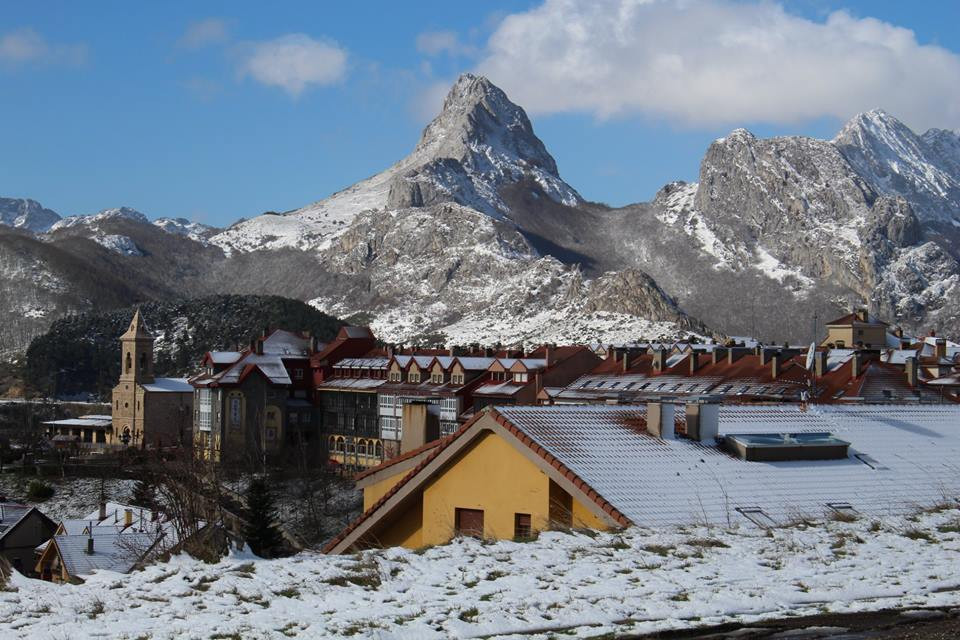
[243,476,283,557]
[130,478,157,511]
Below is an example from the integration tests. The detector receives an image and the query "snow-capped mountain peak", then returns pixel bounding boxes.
[834,109,960,222]
[0,197,61,233]
[209,74,582,255]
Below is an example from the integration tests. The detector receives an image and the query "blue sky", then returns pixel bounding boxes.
[1,1,959,227]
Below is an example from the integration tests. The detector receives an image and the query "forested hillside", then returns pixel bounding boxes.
[24,295,344,399]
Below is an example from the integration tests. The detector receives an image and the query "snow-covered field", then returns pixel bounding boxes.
[4,507,960,639]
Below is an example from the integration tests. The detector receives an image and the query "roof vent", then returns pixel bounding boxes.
[646,401,675,439]
[724,432,850,462]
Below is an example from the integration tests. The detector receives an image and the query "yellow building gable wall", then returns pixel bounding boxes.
[362,427,616,550]
[363,469,412,511]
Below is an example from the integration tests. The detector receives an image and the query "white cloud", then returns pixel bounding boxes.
[416,30,477,57]
[475,0,960,130]
[177,18,230,50]
[239,34,347,97]
[0,27,86,67]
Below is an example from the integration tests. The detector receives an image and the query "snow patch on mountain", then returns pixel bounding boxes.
[92,234,143,256]
[153,218,217,244]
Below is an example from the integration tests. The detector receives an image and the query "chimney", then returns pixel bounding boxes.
[905,356,918,387]
[646,401,675,439]
[124,508,133,527]
[98,501,107,522]
[688,352,701,375]
[770,354,782,379]
[86,535,94,555]
[262,325,270,338]
[483,347,493,357]
[545,344,555,366]
[814,351,828,377]
[249,338,257,353]
[255,338,264,355]
[754,345,763,356]
[728,348,737,365]
[712,347,727,365]
[851,352,862,378]
[685,400,719,443]
[935,338,947,360]
[856,308,868,322]
[621,351,629,373]
[652,349,666,372]
[893,327,903,338]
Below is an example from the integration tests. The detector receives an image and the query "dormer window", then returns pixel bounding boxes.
[431,373,444,384]
[389,372,401,382]
[451,374,464,385]
[409,372,420,383]
[512,372,528,383]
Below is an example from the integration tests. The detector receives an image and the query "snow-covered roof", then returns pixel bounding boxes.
[495,403,960,527]
[52,531,162,578]
[317,378,387,391]
[209,351,242,364]
[43,416,112,427]
[453,357,496,370]
[141,378,193,393]
[473,382,524,396]
[334,357,390,369]
[0,504,32,536]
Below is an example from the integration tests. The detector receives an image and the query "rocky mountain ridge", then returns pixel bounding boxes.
[4,75,960,353]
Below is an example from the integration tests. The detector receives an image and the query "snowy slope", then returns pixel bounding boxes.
[210,74,581,255]
[3,508,959,639]
[153,217,218,245]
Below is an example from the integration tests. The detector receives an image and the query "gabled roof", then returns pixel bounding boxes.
[141,377,192,393]
[327,403,960,553]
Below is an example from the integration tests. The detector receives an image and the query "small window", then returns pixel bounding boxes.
[514,513,532,539]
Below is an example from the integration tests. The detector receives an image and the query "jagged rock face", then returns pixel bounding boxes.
[308,203,695,344]
[0,198,61,233]
[834,110,960,223]
[386,75,580,216]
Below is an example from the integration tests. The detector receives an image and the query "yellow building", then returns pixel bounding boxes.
[324,407,627,553]
[820,309,893,349]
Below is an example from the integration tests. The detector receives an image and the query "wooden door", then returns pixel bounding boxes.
[455,508,484,538]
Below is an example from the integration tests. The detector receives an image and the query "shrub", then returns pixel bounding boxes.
[26,480,54,502]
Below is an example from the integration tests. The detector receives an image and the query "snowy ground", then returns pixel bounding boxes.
[3,507,960,639]
[0,474,135,523]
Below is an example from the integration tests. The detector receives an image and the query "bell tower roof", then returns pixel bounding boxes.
[121,309,152,341]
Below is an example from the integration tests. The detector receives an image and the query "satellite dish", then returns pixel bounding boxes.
[804,342,816,370]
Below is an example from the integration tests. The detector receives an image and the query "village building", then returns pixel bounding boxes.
[111,310,193,448]
[820,309,901,349]
[318,356,390,470]
[326,401,960,553]
[541,343,953,405]
[0,505,56,575]
[42,414,114,448]
[35,503,180,584]
[190,329,319,465]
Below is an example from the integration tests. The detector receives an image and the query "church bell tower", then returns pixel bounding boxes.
[119,309,155,384]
